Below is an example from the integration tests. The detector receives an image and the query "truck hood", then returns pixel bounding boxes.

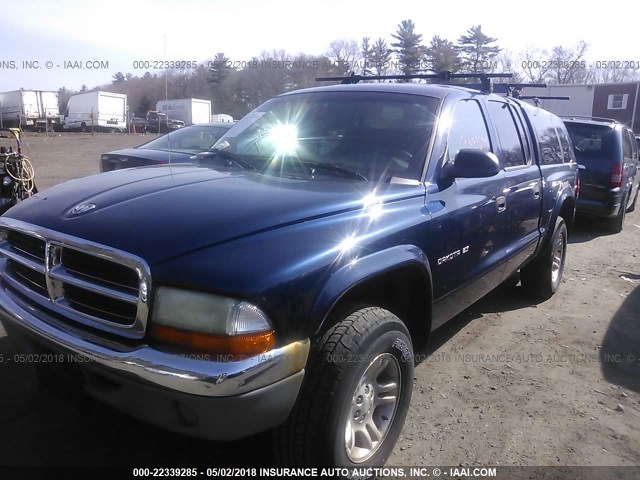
[4,165,421,265]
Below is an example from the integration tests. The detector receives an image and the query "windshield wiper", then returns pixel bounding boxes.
[302,161,367,182]
[197,149,255,170]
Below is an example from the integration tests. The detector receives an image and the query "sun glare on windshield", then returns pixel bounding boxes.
[268,124,299,155]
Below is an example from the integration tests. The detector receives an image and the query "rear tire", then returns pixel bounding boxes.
[275,306,414,471]
[608,195,627,233]
[627,189,638,213]
[521,217,567,299]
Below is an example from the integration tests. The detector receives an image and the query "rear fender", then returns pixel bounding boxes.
[540,182,576,253]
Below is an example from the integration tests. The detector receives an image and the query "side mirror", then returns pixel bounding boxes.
[442,148,501,181]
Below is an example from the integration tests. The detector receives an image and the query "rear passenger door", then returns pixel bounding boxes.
[528,111,574,241]
[428,99,508,328]
[485,100,542,273]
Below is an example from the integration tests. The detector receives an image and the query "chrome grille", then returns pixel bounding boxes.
[0,219,150,339]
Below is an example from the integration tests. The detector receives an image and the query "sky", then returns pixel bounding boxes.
[1,0,637,92]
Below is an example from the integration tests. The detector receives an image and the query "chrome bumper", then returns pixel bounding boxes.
[0,283,310,398]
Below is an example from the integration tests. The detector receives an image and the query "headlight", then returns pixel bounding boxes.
[150,287,275,358]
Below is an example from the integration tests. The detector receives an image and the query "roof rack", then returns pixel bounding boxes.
[560,115,619,123]
[315,71,513,94]
[454,83,548,97]
[519,96,570,100]
[519,95,570,107]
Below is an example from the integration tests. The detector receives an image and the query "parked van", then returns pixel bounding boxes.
[563,116,639,232]
[63,91,127,132]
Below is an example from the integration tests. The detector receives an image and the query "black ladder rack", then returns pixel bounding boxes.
[520,96,570,107]
[315,71,513,93]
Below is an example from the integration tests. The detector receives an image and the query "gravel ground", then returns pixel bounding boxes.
[0,133,638,470]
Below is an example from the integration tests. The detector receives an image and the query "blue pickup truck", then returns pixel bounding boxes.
[0,81,577,470]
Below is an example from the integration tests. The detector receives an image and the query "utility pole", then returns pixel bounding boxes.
[164,35,168,102]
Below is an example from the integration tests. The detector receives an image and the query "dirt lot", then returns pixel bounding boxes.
[0,133,639,471]
[14,132,155,191]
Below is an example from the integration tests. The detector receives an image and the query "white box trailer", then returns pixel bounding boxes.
[0,90,60,130]
[63,91,127,132]
[210,113,234,123]
[519,84,596,117]
[156,98,211,126]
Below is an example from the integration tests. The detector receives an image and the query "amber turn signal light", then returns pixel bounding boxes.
[150,324,276,359]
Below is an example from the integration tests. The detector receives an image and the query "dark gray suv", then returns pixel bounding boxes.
[563,117,639,232]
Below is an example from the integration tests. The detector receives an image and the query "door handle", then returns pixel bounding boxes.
[496,195,507,212]
[532,184,541,199]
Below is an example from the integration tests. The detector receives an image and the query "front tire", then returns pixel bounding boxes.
[275,307,414,471]
[521,217,567,299]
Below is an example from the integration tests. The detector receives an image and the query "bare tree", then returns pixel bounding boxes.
[546,41,588,84]
[327,39,360,76]
[169,68,199,98]
[518,42,589,85]
[112,72,125,83]
[494,51,524,83]
[584,64,640,83]
[518,47,552,83]
[287,54,334,90]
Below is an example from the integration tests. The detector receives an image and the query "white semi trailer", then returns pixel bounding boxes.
[0,90,60,130]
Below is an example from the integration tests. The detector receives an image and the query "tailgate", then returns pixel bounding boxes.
[576,154,613,201]
[565,123,619,201]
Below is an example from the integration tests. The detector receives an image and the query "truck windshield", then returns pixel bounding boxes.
[213,91,438,182]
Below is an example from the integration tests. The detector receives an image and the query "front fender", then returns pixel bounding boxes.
[310,244,433,335]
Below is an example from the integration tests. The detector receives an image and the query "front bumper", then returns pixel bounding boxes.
[0,283,309,440]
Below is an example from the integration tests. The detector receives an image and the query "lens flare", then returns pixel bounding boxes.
[336,233,357,253]
[362,192,384,220]
[268,124,299,155]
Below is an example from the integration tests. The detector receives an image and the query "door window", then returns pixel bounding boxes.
[447,100,491,164]
[487,101,526,167]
